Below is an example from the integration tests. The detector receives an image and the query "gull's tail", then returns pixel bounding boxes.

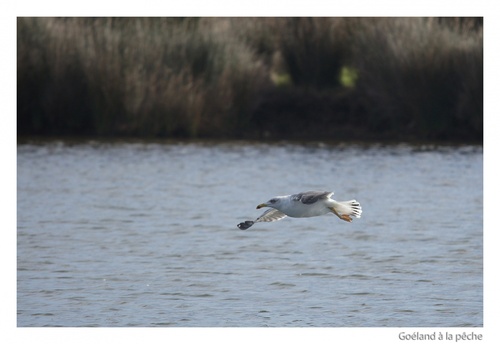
[329,200,362,223]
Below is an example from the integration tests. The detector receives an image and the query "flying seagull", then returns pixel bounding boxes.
[237,191,362,230]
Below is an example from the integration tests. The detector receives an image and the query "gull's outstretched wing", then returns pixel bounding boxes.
[255,208,288,223]
[237,209,287,230]
[291,191,333,204]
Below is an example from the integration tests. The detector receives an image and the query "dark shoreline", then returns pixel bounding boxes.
[17,135,483,148]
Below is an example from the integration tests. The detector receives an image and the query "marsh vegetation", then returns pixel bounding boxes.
[17,17,483,142]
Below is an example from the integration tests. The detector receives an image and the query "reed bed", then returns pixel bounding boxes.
[17,17,483,141]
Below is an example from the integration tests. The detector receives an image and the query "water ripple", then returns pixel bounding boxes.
[17,140,483,327]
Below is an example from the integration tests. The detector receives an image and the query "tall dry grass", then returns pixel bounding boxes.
[17,17,483,141]
[345,17,483,140]
[17,17,269,137]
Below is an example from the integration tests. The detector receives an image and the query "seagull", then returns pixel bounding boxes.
[237,191,362,230]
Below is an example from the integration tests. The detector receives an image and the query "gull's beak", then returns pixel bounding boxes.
[256,203,267,209]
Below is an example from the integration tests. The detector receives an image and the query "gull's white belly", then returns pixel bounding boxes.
[279,201,331,218]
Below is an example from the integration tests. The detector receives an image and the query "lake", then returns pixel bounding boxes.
[17,140,483,327]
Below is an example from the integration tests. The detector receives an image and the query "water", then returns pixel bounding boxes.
[17,140,483,327]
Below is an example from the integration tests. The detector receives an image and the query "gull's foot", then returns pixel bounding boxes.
[340,214,353,222]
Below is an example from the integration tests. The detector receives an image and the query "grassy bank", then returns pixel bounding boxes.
[17,17,483,142]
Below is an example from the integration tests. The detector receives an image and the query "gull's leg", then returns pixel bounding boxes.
[329,207,353,223]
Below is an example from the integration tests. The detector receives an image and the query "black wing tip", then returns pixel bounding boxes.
[237,221,254,230]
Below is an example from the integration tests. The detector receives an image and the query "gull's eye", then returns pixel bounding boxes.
[269,198,278,204]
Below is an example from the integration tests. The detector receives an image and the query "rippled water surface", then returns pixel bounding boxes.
[17,140,483,327]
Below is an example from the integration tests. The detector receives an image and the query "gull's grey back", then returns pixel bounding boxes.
[291,191,331,204]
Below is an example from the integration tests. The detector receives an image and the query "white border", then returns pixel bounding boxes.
[4,1,498,343]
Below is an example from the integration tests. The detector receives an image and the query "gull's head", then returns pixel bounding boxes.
[257,197,282,210]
